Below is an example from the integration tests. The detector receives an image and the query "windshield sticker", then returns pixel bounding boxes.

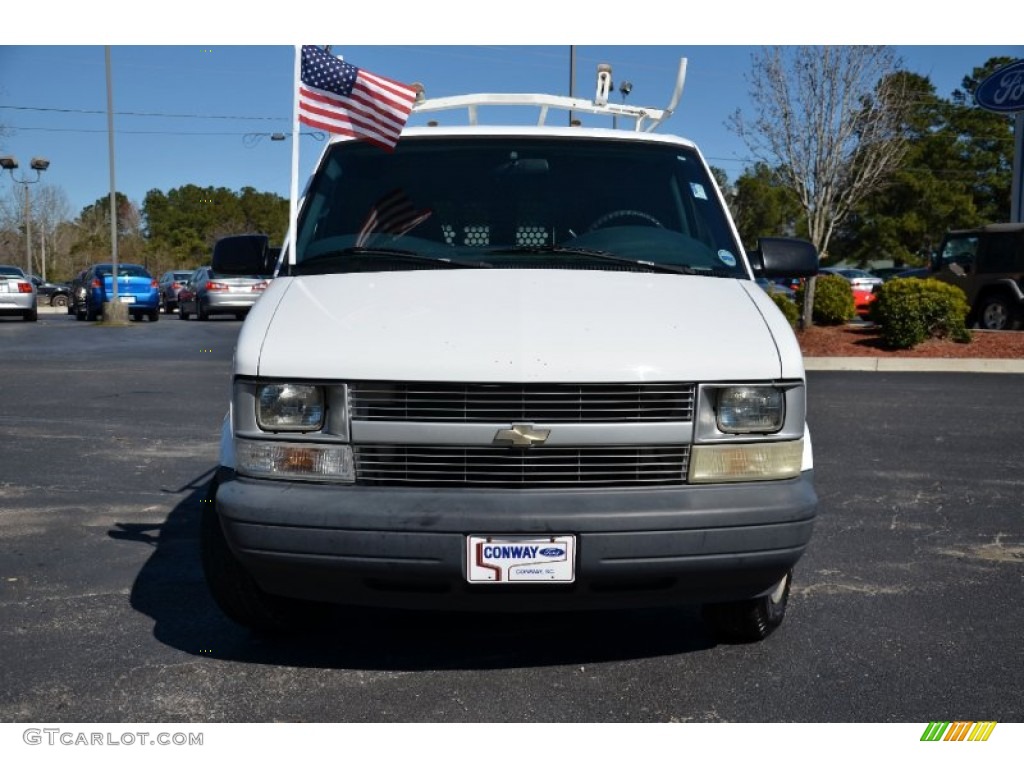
[718,250,737,267]
[690,182,708,200]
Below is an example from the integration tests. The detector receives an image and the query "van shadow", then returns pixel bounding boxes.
[112,471,715,671]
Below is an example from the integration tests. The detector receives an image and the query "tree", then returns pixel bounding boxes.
[68,193,146,270]
[729,46,912,326]
[948,58,1016,223]
[730,162,804,249]
[32,185,72,280]
[0,183,73,280]
[831,58,1015,268]
[141,185,288,274]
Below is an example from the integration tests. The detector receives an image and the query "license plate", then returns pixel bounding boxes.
[466,535,576,584]
[119,296,135,303]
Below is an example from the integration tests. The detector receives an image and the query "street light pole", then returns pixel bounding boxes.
[0,156,50,276]
[23,183,31,275]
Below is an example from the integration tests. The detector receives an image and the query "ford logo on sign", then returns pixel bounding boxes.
[975,59,1024,113]
[539,547,565,557]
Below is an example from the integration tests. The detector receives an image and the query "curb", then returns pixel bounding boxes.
[804,357,1024,374]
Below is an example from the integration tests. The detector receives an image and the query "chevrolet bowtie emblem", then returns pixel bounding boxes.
[493,424,551,447]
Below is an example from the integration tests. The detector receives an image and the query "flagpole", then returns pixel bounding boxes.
[288,45,302,268]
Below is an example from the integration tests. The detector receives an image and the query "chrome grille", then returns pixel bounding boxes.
[349,382,695,423]
[354,445,690,488]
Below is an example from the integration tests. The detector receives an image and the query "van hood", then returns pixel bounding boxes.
[237,269,797,382]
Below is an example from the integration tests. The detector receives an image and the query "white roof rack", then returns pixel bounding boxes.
[412,58,687,133]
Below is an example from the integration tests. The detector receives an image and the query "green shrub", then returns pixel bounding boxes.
[872,278,972,349]
[770,292,800,328]
[796,274,855,325]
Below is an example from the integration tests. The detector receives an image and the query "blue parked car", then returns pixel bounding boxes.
[74,263,161,322]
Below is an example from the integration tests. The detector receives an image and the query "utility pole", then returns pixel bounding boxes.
[104,45,128,323]
[569,46,576,126]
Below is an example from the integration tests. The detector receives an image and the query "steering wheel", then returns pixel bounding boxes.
[587,209,665,232]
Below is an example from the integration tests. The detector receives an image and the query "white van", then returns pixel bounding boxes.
[202,70,819,642]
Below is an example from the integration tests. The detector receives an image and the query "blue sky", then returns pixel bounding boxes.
[0,9,1020,217]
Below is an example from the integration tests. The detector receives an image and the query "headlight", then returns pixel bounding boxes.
[716,386,784,434]
[256,383,324,432]
[236,439,354,483]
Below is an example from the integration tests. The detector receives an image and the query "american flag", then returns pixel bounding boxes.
[356,189,433,246]
[298,46,417,152]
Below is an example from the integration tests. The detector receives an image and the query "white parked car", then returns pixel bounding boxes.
[0,264,38,321]
[201,64,820,643]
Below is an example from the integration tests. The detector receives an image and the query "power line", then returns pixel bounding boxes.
[0,104,284,121]
[4,125,322,139]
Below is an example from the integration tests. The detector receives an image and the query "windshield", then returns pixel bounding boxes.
[96,265,151,279]
[292,136,746,278]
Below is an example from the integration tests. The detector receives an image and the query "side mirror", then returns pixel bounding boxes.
[211,234,273,276]
[751,237,819,278]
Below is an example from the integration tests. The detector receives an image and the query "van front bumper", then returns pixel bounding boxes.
[214,469,816,611]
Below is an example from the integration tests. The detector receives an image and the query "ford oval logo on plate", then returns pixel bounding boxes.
[539,547,565,557]
[975,59,1024,113]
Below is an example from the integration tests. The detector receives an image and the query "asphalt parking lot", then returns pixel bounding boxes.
[0,311,1022,723]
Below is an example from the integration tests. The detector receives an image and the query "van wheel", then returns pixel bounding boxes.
[977,294,1018,331]
[200,476,324,634]
[702,571,791,644]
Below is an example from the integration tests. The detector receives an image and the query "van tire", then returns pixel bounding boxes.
[702,570,791,644]
[200,476,324,634]
[976,294,1019,331]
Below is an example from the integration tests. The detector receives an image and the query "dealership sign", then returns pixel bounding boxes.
[975,59,1024,113]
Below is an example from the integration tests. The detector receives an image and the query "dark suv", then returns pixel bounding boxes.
[931,223,1024,331]
[29,275,72,308]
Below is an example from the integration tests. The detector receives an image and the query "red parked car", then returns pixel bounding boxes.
[852,287,877,318]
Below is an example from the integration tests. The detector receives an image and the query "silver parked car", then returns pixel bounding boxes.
[178,265,270,321]
[820,267,883,293]
[0,264,38,321]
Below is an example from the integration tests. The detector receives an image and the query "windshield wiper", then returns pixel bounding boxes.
[293,247,493,275]
[484,245,702,276]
